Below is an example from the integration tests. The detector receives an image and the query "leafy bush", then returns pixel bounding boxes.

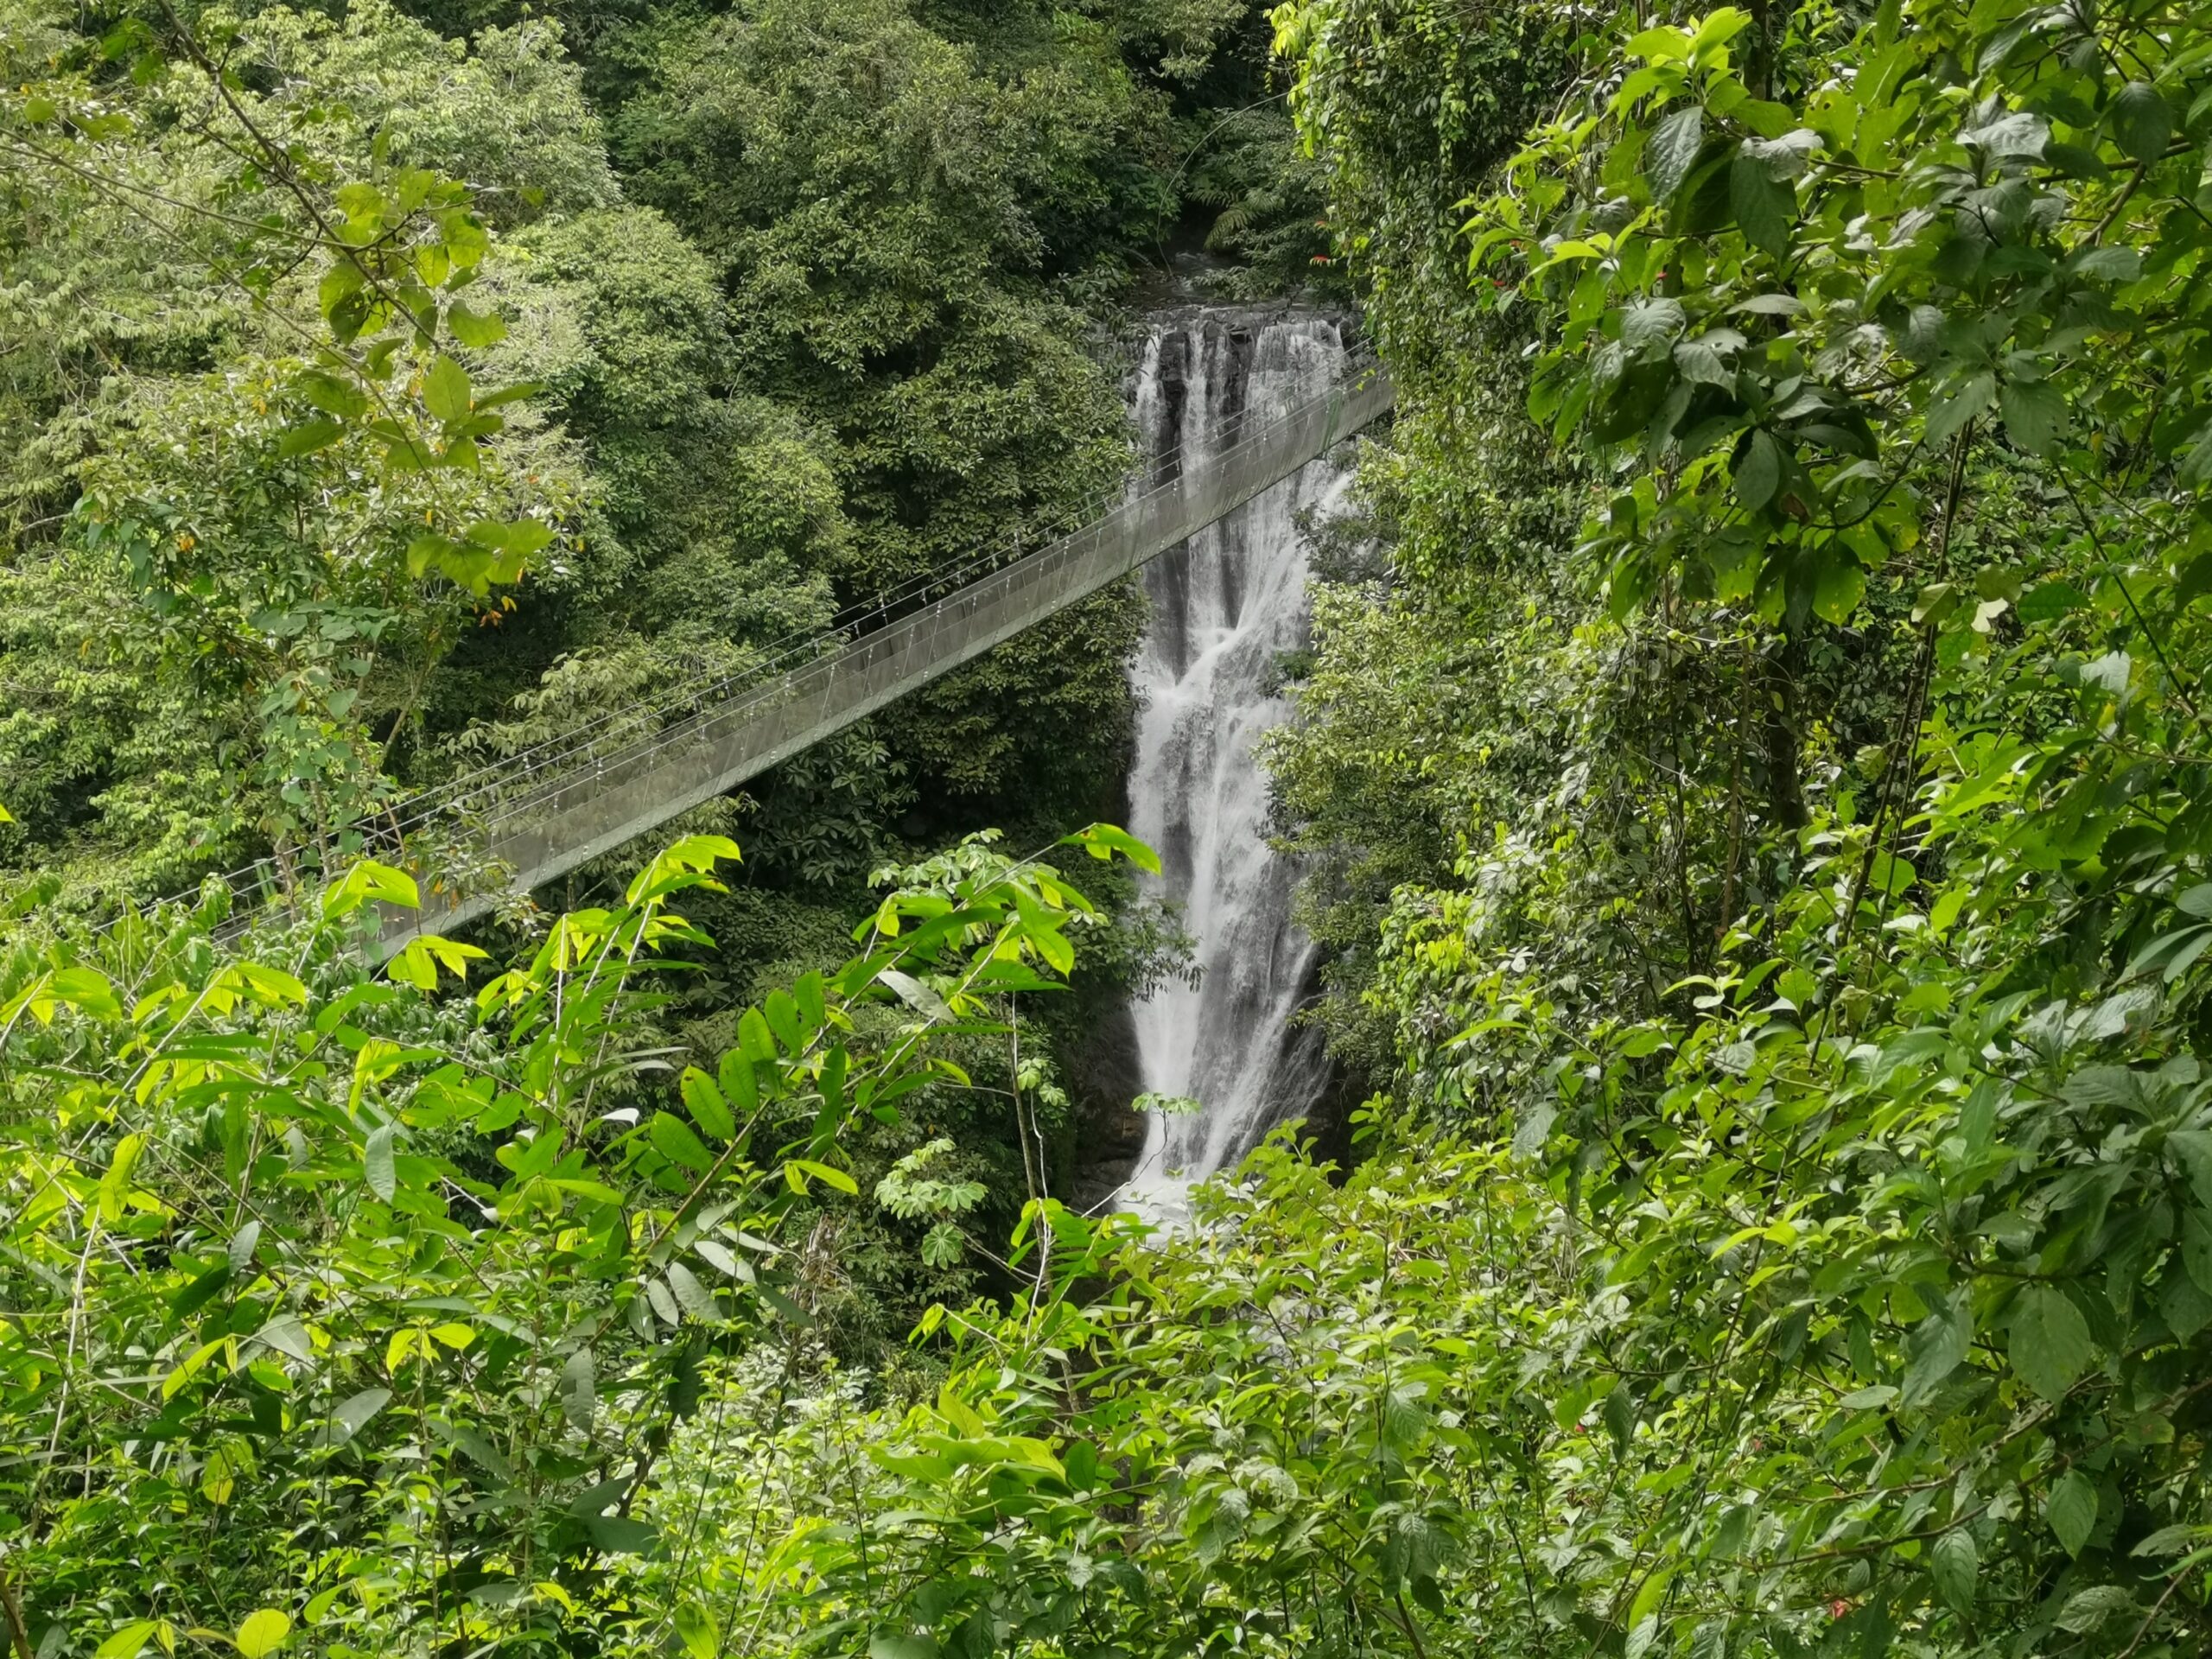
[0,825,1155,1653]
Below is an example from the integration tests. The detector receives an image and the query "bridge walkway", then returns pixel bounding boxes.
[212,367,1393,955]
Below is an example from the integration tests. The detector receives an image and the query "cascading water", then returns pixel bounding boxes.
[1119,307,1354,1218]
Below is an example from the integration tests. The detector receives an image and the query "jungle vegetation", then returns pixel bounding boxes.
[10,0,2212,1655]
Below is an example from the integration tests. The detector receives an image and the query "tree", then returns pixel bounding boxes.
[1252,0,2212,1649]
[0,0,577,898]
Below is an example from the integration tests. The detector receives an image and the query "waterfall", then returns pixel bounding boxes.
[1119,307,1352,1218]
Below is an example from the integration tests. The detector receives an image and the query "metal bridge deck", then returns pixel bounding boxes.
[214,369,1391,956]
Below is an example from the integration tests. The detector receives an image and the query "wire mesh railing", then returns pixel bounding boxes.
[94,358,1394,949]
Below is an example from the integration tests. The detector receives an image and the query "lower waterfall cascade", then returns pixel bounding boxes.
[1117,306,1356,1218]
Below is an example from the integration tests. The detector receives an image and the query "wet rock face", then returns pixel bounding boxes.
[1116,308,1354,1218]
[1063,997,1150,1217]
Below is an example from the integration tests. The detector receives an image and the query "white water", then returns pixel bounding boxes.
[1119,308,1353,1219]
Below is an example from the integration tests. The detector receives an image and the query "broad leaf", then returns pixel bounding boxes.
[2009,1287,2092,1401]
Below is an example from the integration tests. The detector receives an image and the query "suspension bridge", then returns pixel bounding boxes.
[174,362,1395,958]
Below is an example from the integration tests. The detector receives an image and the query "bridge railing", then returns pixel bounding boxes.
[103,361,1395,952]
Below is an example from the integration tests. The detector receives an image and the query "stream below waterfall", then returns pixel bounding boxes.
[1116,306,1356,1219]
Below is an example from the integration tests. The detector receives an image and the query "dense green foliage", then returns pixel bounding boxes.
[1254,0,2212,1650]
[19,0,2212,1655]
[0,0,1284,1454]
[0,0,1316,908]
[0,823,1160,1653]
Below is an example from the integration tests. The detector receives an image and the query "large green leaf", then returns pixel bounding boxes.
[1929,1529,1977,1611]
[1646,105,1705,200]
[650,1110,714,1173]
[423,353,473,423]
[235,1610,290,1659]
[363,1122,396,1203]
[2046,1471,2098,1556]
[2009,1287,2093,1401]
[1728,151,1792,255]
